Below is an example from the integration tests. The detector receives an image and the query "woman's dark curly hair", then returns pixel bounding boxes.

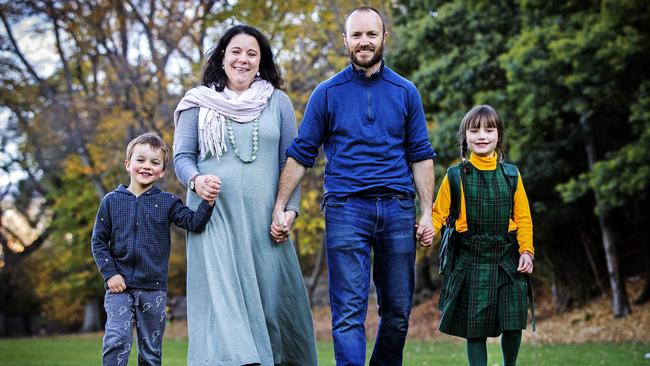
[201,24,284,91]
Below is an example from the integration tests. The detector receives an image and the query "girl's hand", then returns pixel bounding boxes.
[517,252,534,274]
[415,216,435,247]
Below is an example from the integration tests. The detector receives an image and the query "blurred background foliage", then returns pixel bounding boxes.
[0,0,648,334]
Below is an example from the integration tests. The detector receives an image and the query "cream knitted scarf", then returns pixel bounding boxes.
[173,79,274,159]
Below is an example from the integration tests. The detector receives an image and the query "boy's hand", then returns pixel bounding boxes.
[195,174,222,201]
[517,253,534,274]
[107,274,127,293]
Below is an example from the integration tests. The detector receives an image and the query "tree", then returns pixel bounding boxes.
[501,0,650,317]
[0,0,223,331]
[0,0,396,331]
[392,0,650,316]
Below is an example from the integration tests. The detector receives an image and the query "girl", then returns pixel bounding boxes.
[433,105,535,366]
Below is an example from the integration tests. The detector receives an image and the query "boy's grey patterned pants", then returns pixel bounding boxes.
[102,289,167,366]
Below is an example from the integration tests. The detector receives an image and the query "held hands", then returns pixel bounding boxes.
[107,274,127,293]
[195,174,222,202]
[517,252,534,274]
[270,209,296,244]
[415,215,435,247]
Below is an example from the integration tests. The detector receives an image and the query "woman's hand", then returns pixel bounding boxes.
[270,209,296,244]
[194,174,222,201]
[517,252,534,274]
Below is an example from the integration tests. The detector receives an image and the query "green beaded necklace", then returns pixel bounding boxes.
[225,117,259,163]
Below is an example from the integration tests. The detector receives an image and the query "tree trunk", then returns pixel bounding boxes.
[413,251,437,305]
[597,213,630,317]
[22,314,33,336]
[307,237,326,305]
[582,122,630,317]
[0,313,5,337]
[580,229,606,295]
[634,237,650,304]
[293,230,301,258]
[551,277,570,314]
[81,298,102,332]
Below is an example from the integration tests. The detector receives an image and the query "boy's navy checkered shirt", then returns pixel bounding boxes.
[91,184,213,290]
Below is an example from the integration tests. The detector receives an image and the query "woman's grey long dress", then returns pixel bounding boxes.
[174,90,317,365]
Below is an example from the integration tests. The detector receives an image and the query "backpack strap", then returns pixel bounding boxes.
[499,162,519,219]
[439,163,462,275]
[500,162,519,192]
[447,163,462,223]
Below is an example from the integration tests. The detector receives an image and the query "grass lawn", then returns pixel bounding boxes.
[0,334,648,365]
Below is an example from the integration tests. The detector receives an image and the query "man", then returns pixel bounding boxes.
[272,6,435,366]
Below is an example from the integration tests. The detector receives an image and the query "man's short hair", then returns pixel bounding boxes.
[125,132,169,169]
[345,6,386,34]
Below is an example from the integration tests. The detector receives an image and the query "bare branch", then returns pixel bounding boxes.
[0,8,54,98]
[49,6,74,95]
[0,226,52,265]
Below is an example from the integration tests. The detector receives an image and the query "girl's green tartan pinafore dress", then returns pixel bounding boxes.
[438,162,531,338]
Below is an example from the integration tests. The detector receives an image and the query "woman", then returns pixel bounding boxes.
[173,25,317,365]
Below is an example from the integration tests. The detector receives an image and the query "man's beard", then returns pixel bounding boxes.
[349,43,384,70]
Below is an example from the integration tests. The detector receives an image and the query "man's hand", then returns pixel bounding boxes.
[107,274,127,293]
[271,158,307,243]
[271,210,296,244]
[411,159,435,247]
[415,215,435,247]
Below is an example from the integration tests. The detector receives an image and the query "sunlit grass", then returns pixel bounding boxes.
[0,334,647,365]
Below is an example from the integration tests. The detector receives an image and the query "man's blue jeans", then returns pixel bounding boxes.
[324,195,416,366]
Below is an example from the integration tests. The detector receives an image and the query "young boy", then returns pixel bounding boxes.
[91,133,214,366]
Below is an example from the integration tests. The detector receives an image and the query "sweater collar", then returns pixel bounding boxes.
[348,60,385,81]
[116,184,161,196]
[468,152,498,170]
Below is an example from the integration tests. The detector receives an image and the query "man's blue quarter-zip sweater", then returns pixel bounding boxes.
[91,184,213,290]
[287,62,436,198]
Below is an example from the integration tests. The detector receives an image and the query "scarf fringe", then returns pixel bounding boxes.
[199,111,227,160]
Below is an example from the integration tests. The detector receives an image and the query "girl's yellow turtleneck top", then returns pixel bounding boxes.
[432,153,535,255]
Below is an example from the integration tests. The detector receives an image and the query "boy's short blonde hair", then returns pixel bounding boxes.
[125,133,169,169]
